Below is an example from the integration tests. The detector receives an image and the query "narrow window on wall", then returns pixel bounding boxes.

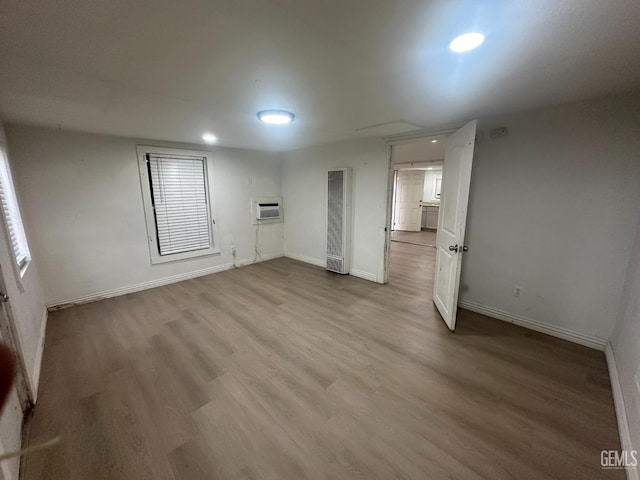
[0,146,31,276]
[137,146,219,264]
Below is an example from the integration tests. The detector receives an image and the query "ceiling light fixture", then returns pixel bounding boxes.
[449,32,485,53]
[431,139,438,143]
[202,133,218,143]
[257,110,295,125]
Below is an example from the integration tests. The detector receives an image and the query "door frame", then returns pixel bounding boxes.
[382,127,461,284]
[0,264,34,413]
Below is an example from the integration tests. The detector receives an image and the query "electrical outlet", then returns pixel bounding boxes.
[513,286,522,298]
[230,245,236,256]
[490,126,508,138]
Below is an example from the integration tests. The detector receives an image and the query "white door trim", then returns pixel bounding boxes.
[0,264,34,413]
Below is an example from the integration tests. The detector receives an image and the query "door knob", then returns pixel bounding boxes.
[448,245,458,252]
[462,245,469,252]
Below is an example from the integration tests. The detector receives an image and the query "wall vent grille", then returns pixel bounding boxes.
[326,168,351,274]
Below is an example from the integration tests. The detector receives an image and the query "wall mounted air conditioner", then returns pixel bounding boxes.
[252,198,283,224]
[326,168,352,274]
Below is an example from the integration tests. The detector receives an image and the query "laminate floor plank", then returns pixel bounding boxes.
[22,241,623,479]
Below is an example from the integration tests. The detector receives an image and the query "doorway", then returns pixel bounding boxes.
[383,121,477,330]
[391,163,443,248]
[386,138,445,304]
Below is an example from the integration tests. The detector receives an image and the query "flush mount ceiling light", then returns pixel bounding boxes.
[431,139,438,143]
[257,110,295,125]
[449,32,485,53]
[202,133,218,143]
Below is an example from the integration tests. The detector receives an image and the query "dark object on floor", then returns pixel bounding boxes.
[0,341,16,413]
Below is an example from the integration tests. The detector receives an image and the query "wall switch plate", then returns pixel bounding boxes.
[513,286,522,297]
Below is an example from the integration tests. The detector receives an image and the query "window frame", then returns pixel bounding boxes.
[0,144,31,279]
[136,145,220,265]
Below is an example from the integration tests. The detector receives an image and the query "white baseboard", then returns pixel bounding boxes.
[234,252,283,267]
[350,269,378,283]
[29,309,48,402]
[605,344,639,480]
[284,252,325,268]
[457,299,607,350]
[284,254,379,283]
[47,253,284,311]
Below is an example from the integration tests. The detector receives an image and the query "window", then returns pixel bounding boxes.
[0,145,31,276]
[137,146,219,264]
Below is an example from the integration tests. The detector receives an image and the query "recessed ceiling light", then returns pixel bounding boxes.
[431,139,438,143]
[449,32,485,53]
[202,133,217,143]
[257,110,295,125]
[427,167,434,170]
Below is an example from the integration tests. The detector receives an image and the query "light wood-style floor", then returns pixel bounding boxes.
[22,242,622,479]
[391,229,437,246]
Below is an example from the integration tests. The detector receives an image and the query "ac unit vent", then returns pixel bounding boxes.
[252,198,283,224]
[256,202,281,220]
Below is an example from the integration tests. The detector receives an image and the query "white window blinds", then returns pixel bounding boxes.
[0,147,31,271]
[146,153,212,256]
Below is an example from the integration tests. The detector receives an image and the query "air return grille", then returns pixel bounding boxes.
[326,168,352,274]
[327,170,344,258]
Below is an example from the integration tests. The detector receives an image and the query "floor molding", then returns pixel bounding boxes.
[284,254,379,283]
[605,344,639,480]
[30,309,48,402]
[47,253,284,311]
[284,252,325,268]
[234,252,283,268]
[458,299,607,351]
[350,269,378,283]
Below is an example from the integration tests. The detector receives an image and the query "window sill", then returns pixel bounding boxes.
[19,259,31,278]
[149,246,221,265]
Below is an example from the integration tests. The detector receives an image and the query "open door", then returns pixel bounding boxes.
[393,169,425,231]
[433,120,477,330]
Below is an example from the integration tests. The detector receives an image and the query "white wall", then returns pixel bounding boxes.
[0,123,48,480]
[460,93,640,345]
[609,210,640,477]
[5,125,284,306]
[282,138,389,282]
[392,140,445,164]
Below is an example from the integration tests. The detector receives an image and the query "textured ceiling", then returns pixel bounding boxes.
[1,0,639,151]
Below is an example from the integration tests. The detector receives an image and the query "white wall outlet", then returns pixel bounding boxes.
[513,286,522,297]
[490,126,508,138]
[230,245,236,256]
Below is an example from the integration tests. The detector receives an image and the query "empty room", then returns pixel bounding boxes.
[0,1,639,479]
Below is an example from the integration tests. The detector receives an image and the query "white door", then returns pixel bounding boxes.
[433,120,477,330]
[394,170,425,231]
